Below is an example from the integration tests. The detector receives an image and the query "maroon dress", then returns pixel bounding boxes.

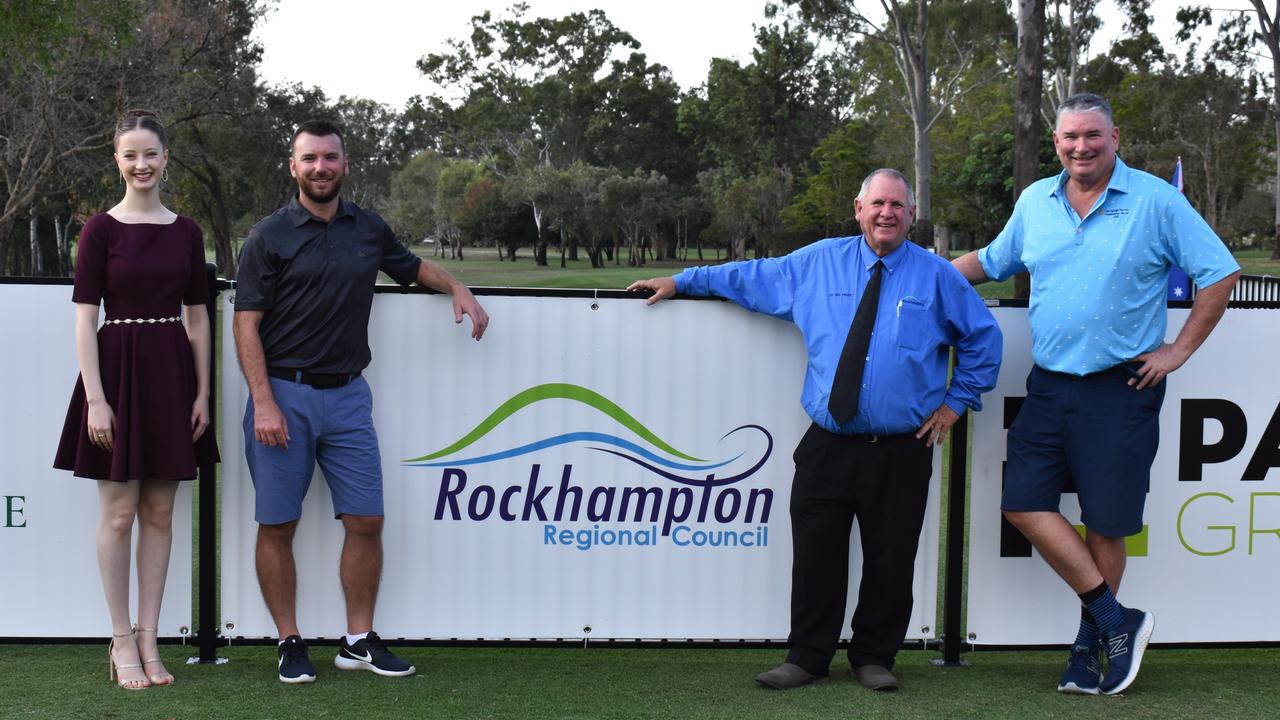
[53,213,220,481]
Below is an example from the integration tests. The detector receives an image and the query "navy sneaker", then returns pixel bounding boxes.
[278,635,316,684]
[1099,608,1155,695]
[334,631,416,677]
[1056,644,1102,695]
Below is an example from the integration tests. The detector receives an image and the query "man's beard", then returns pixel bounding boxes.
[299,175,343,204]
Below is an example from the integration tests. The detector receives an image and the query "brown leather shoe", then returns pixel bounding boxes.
[754,662,827,690]
[853,664,899,691]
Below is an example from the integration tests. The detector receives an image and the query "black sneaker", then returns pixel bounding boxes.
[334,631,416,677]
[277,635,316,684]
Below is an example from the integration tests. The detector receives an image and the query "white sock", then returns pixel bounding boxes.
[345,632,369,646]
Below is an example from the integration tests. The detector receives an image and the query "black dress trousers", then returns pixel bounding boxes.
[783,423,934,674]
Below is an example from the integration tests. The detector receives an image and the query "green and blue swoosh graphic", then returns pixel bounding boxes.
[403,383,772,484]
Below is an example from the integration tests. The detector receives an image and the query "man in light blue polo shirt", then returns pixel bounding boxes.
[953,93,1240,696]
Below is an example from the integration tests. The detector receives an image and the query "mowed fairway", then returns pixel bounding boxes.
[8,644,1277,719]
[416,246,722,291]
[414,245,1279,299]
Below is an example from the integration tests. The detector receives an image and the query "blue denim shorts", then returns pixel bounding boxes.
[244,376,383,524]
[1001,364,1165,537]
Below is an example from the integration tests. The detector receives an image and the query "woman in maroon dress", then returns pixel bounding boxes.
[54,110,219,690]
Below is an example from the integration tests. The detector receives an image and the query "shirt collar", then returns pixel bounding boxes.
[1050,155,1132,198]
[287,193,353,227]
[858,235,911,274]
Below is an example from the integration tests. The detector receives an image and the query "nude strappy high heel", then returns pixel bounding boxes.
[109,629,150,690]
[135,626,174,686]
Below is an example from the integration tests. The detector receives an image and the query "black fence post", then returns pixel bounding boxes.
[932,396,970,668]
[196,263,220,663]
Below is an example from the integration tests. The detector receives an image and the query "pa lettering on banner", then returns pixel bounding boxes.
[967,307,1280,645]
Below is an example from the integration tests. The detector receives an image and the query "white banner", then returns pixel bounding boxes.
[0,284,193,638]
[219,291,942,641]
[967,306,1280,644]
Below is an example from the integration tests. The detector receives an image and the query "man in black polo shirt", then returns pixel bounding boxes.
[233,120,489,684]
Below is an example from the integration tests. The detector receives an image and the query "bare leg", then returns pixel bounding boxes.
[1003,510,1105,593]
[134,479,179,684]
[96,479,148,689]
[1085,531,1126,593]
[256,521,301,638]
[340,514,383,634]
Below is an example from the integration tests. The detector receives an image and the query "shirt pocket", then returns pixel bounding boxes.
[893,296,936,352]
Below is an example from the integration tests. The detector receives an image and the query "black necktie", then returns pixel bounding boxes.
[828,260,884,424]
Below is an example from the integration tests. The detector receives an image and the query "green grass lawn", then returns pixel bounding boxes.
[415,246,721,291]
[8,644,1276,719]
[410,245,1277,300]
[1233,248,1280,276]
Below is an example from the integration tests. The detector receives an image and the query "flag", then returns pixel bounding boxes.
[1167,157,1192,301]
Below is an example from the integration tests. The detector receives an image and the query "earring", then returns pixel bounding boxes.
[161,167,170,183]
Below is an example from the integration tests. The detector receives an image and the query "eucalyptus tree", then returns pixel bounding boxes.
[545,163,616,268]
[601,170,671,266]
[785,0,1015,254]
[389,150,446,248]
[589,53,692,184]
[418,6,639,265]
[0,0,135,273]
[1044,0,1101,113]
[1243,1,1280,258]
[1108,4,1271,240]
[436,159,484,260]
[781,119,881,238]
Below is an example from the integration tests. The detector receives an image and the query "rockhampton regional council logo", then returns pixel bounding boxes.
[402,383,776,551]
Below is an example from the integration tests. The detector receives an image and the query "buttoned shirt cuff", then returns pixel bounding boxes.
[943,394,974,418]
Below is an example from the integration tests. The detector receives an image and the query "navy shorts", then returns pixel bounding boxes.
[1001,364,1165,537]
[244,376,383,524]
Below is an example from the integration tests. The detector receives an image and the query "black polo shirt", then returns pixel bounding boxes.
[234,195,422,374]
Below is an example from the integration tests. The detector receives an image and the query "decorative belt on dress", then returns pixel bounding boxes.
[102,316,182,325]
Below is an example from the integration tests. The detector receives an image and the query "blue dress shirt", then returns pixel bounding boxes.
[675,237,1002,435]
[979,157,1240,375]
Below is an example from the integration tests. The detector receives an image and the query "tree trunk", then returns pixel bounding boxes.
[530,203,549,266]
[55,215,71,276]
[30,212,43,276]
[1274,114,1280,259]
[1014,0,1046,299]
[912,117,935,251]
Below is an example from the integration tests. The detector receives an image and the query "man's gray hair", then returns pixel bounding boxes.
[857,168,915,207]
[1056,93,1114,129]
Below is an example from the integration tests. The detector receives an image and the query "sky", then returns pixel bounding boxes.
[252,0,1259,109]
[252,0,765,107]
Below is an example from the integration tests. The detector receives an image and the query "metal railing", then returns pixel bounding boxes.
[1231,274,1280,302]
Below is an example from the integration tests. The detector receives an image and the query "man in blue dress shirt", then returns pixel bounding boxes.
[628,169,1001,692]
[953,93,1240,696]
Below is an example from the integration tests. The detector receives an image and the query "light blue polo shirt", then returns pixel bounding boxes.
[979,157,1239,375]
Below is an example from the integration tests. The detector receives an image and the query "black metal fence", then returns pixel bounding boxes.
[1231,274,1280,302]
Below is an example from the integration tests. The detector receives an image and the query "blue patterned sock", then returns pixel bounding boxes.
[1074,607,1099,651]
[1080,582,1124,633]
